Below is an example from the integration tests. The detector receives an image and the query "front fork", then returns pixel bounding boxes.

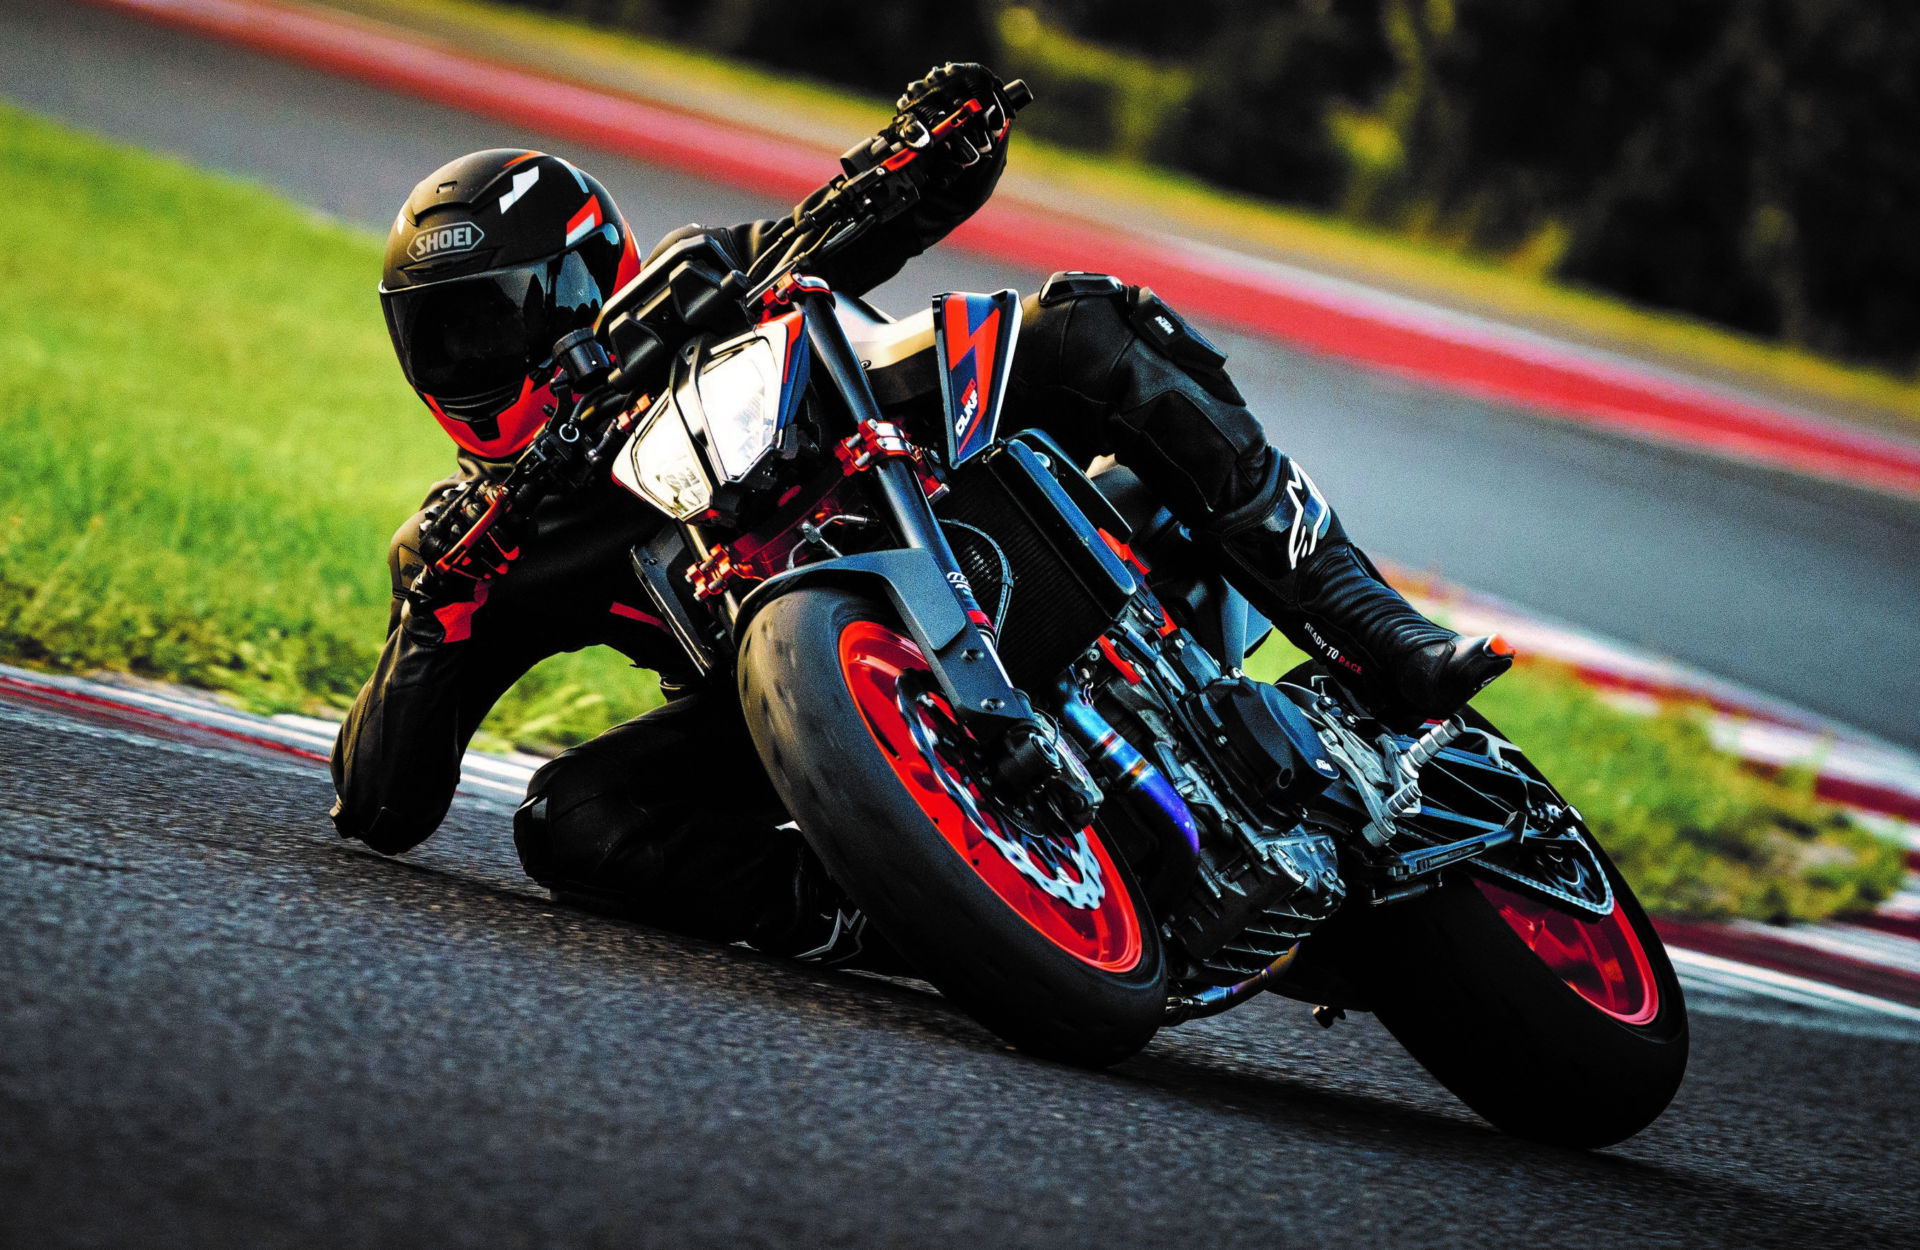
[789,288,1066,783]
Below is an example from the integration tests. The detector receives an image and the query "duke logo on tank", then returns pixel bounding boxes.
[407,221,485,262]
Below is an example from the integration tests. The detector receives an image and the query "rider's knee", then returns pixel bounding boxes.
[512,737,648,893]
[1029,271,1246,406]
[1020,271,1276,525]
[510,697,762,896]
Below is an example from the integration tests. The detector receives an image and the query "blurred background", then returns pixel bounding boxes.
[2,0,1918,925]
[515,0,1920,375]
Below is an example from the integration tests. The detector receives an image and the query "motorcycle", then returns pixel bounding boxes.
[418,81,1687,1148]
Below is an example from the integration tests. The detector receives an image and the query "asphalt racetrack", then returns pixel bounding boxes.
[4,4,1920,1246]
[6,692,1920,1249]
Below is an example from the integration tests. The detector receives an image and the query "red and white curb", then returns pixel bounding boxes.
[80,0,1920,503]
[7,655,1920,1031]
[0,663,542,803]
[1403,571,1920,835]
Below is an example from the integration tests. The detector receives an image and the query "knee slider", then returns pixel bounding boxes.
[512,792,563,887]
[512,754,632,891]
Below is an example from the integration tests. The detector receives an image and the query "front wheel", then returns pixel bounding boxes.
[737,588,1167,1065]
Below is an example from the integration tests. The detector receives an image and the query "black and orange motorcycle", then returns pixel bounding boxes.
[420,82,1686,1148]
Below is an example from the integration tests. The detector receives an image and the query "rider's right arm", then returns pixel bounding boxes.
[328,476,542,855]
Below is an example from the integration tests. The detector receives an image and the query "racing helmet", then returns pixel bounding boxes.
[380,149,642,458]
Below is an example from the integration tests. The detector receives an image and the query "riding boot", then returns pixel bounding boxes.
[748,838,911,975]
[1204,457,1512,726]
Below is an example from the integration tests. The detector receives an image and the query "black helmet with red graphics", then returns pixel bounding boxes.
[379,149,641,458]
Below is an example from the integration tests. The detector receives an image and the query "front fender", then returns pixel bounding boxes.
[733,549,1033,731]
[734,548,968,655]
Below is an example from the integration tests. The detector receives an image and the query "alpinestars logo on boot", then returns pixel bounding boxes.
[407,221,486,262]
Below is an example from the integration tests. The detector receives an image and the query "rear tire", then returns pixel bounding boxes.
[1278,660,1688,1145]
[738,587,1166,1066]
[1328,806,1688,1147]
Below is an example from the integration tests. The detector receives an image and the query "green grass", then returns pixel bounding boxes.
[1246,640,1907,922]
[0,105,658,752]
[0,105,1902,920]
[1470,664,1907,922]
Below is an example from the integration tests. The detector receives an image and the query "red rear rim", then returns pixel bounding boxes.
[838,620,1144,973]
[1476,877,1660,1025]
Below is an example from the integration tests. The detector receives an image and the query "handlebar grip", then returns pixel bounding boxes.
[1003,78,1033,113]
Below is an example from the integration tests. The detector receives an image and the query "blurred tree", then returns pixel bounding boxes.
[1030,0,1234,58]
[995,5,1193,157]
[1155,0,1396,207]
[1557,0,1920,367]
[519,0,996,95]
[1404,0,1920,371]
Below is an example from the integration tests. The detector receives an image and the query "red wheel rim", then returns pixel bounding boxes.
[838,620,1144,973]
[1476,877,1660,1025]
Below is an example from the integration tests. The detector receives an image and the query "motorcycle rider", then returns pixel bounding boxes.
[332,63,1511,955]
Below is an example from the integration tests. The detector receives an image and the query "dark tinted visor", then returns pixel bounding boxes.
[381,250,608,399]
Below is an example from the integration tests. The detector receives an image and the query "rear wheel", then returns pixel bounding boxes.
[1339,836,1687,1147]
[1287,663,1688,1146]
[738,588,1166,1065]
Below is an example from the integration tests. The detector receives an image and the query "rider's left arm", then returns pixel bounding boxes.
[646,64,1012,300]
[801,134,1007,298]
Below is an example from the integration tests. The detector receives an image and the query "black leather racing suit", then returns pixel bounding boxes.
[329,140,1348,953]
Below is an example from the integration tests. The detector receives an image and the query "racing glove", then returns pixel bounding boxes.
[400,486,526,645]
[895,62,1015,168]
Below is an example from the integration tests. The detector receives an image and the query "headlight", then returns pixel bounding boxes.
[608,314,805,520]
[615,400,713,520]
[696,337,783,482]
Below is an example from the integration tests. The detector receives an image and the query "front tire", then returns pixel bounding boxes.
[738,588,1167,1065]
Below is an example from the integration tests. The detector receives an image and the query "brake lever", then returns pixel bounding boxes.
[417,334,629,575]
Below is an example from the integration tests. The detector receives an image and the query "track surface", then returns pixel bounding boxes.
[8,0,1920,748]
[4,6,1920,1246]
[5,697,1920,1248]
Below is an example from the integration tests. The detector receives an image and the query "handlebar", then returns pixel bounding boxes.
[412,334,630,595]
[413,78,1034,589]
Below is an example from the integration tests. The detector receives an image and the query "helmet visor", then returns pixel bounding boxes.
[381,250,608,402]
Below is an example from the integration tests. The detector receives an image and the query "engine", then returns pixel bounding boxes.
[1090,614,1348,984]
[922,429,1350,984]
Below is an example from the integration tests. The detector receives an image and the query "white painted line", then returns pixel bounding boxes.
[459,772,533,801]
[1666,946,1920,1024]
[1728,921,1920,978]
[0,662,537,800]
[1165,233,1860,433]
